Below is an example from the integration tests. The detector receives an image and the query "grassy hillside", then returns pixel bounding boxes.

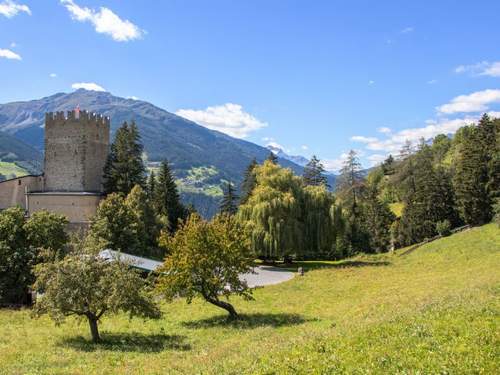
[0,224,498,374]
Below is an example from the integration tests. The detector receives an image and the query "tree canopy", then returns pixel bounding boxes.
[156,214,253,319]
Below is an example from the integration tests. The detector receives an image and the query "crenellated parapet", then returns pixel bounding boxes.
[43,109,110,193]
[45,110,110,127]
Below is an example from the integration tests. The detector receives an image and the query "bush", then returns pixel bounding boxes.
[436,220,451,237]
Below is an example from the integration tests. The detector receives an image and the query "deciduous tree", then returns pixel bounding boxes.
[156,214,253,320]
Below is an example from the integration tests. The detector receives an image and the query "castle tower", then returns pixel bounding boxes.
[44,110,110,192]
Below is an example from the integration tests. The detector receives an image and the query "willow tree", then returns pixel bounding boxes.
[302,185,337,258]
[237,161,304,260]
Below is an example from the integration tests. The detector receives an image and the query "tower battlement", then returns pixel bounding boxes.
[45,110,110,127]
[44,109,110,192]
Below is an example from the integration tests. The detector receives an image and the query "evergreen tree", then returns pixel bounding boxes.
[400,143,458,244]
[125,185,161,257]
[266,152,278,164]
[240,158,258,205]
[88,193,141,254]
[154,160,186,232]
[103,121,146,195]
[303,155,329,187]
[147,170,157,199]
[220,182,239,215]
[337,150,364,212]
[453,125,492,225]
[337,150,368,252]
[381,155,395,175]
[361,185,395,253]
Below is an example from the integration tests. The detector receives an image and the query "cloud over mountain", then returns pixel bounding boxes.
[176,103,267,138]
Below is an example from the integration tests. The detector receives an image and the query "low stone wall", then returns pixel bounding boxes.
[27,192,103,223]
[0,175,43,210]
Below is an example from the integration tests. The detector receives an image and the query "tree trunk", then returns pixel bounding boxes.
[205,296,239,320]
[87,315,100,343]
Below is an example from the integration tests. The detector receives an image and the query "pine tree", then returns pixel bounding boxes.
[125,185,161,257]
[240,158,258,205]
[361,185,395,253]
[400,143,458,244]
[381,155,395,175]
[103,121,146,195]
[147,170,157,199]
[303,155,329,187]
[453,125,492,225]
[219,182,239,215]
[337,150,368,252]
[337,150,364,212]
[266,152,278,164]
[154,160,186,232]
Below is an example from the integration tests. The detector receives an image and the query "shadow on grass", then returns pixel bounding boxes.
[277,260,391,272]
[60,332,191,353]
[183,312,312,329]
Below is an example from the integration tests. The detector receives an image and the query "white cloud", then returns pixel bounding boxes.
[301,145,308,150]
[60,0,144,42]
[0,48,21,60]
[49,73,57,78]
[377,127,391,134]
[266,141,285,153]
[487,111,500,119]
[127,96,139,100]
[455,61,500,77]
[176,103,267,138]
[437,89,500,114]
[368,80,375,85]
[0,0,30,18]
[401,27,414,34]
[367,154,387,166]
[323,153,349,173]
[10,42,16,48]
[351,116,479,155]
[71,82,106,92]
[351,135,378,143]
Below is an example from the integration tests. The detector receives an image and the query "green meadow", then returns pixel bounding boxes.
[0,224,498,374]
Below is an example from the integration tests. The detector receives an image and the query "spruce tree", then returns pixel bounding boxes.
[266,152,278,164]
[400,142,458,244]
[103,121,146,195]
[361,185,395,253]
[337,150,364,212]
[240,158,258,205]
[219,182,239,215]
[303,155,329,187]
[453,126,492,225]
[125,185,161,257]
[154,160,186,232]
[147,170,157,199]
[337,150,368,252]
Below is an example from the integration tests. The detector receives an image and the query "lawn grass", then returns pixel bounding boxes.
[0,224,498,374]
[0,161,29,178]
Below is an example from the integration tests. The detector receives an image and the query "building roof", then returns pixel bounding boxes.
[99,249,163,272]
[27,191,103,196]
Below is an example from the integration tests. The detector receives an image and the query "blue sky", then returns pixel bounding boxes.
[1,0,499,170]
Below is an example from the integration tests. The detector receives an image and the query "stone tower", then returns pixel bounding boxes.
[44,110,110,192]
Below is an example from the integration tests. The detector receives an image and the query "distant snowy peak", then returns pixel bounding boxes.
[266,144,309,167]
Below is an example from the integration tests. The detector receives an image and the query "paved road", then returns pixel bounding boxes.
[240,266,295,288]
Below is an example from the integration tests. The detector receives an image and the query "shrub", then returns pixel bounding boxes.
[436,220,451,237]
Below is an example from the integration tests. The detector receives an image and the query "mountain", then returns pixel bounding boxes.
[0,131,42,178]
[0,89,307,216]
[266,144,337,187]
[266,144,309,166]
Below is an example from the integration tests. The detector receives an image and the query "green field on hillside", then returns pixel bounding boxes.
[0,224,498,374]
[0,161,29,179]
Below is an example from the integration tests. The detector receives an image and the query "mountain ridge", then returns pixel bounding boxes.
[0,89,317,216]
